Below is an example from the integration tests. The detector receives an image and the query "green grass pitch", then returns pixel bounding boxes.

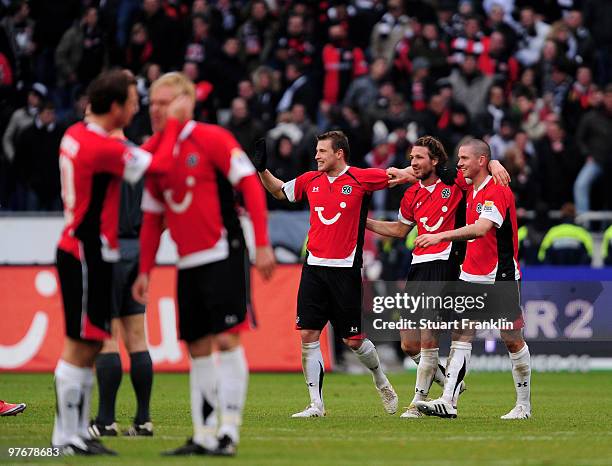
[1,372,611,465]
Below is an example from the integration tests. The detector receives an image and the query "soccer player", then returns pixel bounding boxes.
[255,131,399,418]
[132,72,275,456]
[367,136,509,418]
[89,132,154,438]
[413,139,531,420]
[0,400,26,416]
[52,70,184,455]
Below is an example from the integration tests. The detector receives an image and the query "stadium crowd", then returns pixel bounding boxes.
[0,0,611,224]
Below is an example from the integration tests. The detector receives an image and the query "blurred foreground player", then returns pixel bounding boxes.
[89,132,153,438]
[52,70,183,455]
[132,72,275,456]
[255,131,398,418]
[414,139,531,420]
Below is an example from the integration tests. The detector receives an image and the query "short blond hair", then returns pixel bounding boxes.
[150,72,196,101]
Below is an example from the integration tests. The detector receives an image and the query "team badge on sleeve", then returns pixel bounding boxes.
[476,203,483,214]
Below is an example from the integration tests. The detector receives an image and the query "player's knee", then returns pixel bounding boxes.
[300,330,321,344]
[343,338,363,350]
[501,330,525,353]
[188,336,214,358]
[215,332,241,351]
[401,339,421,357]
[101,338,119,353]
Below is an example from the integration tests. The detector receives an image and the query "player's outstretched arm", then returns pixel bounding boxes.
[259,170,288,200]
[387,166,417,188]
[488,159,510,186]
[367,218,413,238]
[415,218,494,248]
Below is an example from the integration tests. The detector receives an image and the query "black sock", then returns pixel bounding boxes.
[95,352,122,425]
[129,351,153,424]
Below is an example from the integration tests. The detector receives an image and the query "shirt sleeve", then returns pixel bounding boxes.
[358,168,389,192]
[479,186,508,228]
[141,175,165,214]
[454,168,470,191]
[281,172,314,203]
[192,125,255,186]
[398,189,416,225]
[93,137,152,183]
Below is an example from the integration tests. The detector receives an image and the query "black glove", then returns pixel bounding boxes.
[438,164,458,185]
[251,138,268,172]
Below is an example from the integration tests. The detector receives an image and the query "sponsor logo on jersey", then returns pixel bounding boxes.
[341,185,352,195]
[483,200,494,213]
[441,187,451,199]
[314,202,347,225]
[419,216,444,232]
[186,153,199,167]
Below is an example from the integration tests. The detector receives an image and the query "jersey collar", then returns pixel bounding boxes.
[472,175,492,195]
[327,165,350,183]
[419,178,441,193]
[86,122,108,136]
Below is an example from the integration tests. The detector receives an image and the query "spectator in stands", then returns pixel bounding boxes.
[124,23,153,75]
[370,0,411,64]
[440,102,474,155]
[0,0,35,84]
[276,60,317,121]
[583,0,612,86]
[183,13,220,83]
[289,103,318,171]
[562,66,598,132]
[272,14,316,69]
[573,84,612,215]
[478,30,519,90]
[215,37,247,111]
[489,116,517,161]
[515,5,551,67]
[563,8,594,68]
[405,57,434,113]
[322,23,368,106]
[225,96,264,157]
[513,87,546,141]
[535,115,581,210]
[538,39,558,96]
[344,57,388,115]
[503,141,537,211]
[12,101,61,211]
[449,13,487,65]
[266,134,302,211]
[2,82,46,164]
[410,22,450,82]
[55,7,105,113]
[238,0,274,72]
[251,65,279,130]
[130,0,182,71]
[474,84,508,137]
[449,53,494,118]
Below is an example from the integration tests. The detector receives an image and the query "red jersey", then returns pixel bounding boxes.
[140,121,268,272]
[460,175,521,283]
[57,122,155,260]
[282,166,388,267]
[399,171,469,264]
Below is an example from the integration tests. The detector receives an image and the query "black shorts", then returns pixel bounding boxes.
[56,244,113,342]
[111,239,145,318]
[296,264,363,339]
[454,280,525,329]
[176,238,251,343]
[404,260,459,321]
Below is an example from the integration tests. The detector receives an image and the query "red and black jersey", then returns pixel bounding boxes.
[399,171,468,264]
[322,43,368,104]
[140,121,269,273]
[460,175,521,283]
[282,166,388,268]
[57,122,156,260]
